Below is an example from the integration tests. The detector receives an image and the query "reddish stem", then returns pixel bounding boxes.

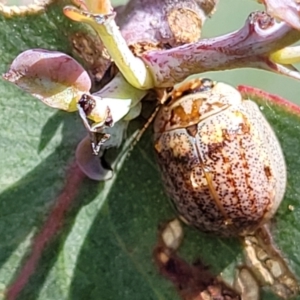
[6,162,86,300]
[142,12,300,87]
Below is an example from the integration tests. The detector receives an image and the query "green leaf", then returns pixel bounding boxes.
[0,1,300,300]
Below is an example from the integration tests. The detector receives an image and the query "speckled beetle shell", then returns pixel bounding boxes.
[154,78,286,237]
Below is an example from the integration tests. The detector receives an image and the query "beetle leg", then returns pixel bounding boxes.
[128,105,160,152]
[63,2,154,90]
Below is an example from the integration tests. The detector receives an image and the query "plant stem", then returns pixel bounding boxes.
[142,12,300,87]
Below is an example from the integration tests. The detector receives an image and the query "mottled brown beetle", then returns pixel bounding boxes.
[153,78,286,237]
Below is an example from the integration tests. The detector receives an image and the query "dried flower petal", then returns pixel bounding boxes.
[76,136,113,181]
[3,49,91,111]
[259,0,300,31]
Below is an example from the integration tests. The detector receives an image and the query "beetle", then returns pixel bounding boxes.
[153,77,286,237]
